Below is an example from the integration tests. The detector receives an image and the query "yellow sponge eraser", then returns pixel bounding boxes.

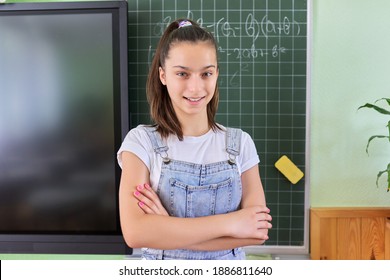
[275,155,304,184]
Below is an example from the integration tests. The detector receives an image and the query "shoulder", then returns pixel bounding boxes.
[123,125,154,143]
[117,125,154,169]
[121,124,161,155]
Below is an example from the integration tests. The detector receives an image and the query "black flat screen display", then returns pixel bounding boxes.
[0,1,129,254]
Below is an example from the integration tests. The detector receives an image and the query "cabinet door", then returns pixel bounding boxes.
[310,208,390,260]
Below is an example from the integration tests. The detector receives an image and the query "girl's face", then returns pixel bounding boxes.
[159,41,218,122]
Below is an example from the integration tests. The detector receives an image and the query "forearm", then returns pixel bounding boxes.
[123,212,233,250]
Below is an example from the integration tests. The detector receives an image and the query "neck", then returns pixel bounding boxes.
[180,114,210,137]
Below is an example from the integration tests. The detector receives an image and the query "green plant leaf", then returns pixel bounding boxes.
[365,135,390,154]
[387,120,390,142]
[375,98,390,107]
[375,163,390,192]
[359,98,390,192]
[358,103,390,115]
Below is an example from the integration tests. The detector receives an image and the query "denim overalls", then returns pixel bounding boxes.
[142,126,246,260]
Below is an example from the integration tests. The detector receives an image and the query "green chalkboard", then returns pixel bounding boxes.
[127,0,309,253]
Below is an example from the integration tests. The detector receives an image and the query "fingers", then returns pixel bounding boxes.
[137,200,153,214]
[256,210,272,234]
[254,205,271,214]
[252,205,272,225]
[229,207,273,240]
[133,184,158,212]
[248,206,273,240]
[255,210,272,241]
[256,211,272,221]
[133,183,169,216]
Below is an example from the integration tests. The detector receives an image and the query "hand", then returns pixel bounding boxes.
[133,183,169,216]
[229,206,272,240]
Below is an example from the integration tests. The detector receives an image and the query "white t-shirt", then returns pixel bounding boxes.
[117,125,260,190]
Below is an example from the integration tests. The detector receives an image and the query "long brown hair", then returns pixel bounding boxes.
[146,18,221,140]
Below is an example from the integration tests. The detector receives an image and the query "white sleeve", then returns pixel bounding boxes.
[239,131,260,173]
[116,126,152,171]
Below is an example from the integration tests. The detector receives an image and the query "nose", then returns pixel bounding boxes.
[187,75,203,93]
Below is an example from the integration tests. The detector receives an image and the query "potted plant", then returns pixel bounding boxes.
[358,98,390,192]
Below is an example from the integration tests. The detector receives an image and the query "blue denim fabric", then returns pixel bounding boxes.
[142,247,245,260]
[142,127,245,260]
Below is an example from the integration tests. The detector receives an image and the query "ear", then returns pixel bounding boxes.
[159,67,166,85]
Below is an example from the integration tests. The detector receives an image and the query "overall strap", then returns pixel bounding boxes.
[142,126,171,163]
[226,127,242,165]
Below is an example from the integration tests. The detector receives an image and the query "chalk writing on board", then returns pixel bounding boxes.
[154,11,301,41]
[151,11,300,60]
[260,14,301,39]
[222,63,250,88]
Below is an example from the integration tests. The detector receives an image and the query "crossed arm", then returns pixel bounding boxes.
[119,151,272,250]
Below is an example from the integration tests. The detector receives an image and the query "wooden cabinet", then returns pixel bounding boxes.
[310,208,390,260]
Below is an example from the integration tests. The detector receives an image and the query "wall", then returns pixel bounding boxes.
[311,0,390,206]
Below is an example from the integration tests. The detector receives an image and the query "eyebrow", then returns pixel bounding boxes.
[173,65,216,70]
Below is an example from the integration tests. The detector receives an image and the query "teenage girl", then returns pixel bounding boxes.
[117,19,272,260]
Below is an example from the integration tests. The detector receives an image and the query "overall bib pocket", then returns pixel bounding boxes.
[168,177,233,218]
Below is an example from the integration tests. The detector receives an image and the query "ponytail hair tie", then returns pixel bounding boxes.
[178,20,192,28]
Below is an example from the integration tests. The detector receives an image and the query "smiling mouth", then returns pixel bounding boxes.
[184,96,205,102]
